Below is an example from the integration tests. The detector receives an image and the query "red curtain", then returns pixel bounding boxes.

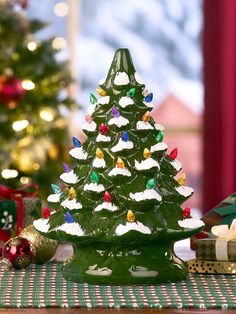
[203,0,236,213]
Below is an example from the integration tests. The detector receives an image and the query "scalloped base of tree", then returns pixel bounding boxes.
[62,243,188,284]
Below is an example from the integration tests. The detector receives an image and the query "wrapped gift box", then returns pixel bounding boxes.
[196,238,236,261]
[191,192,236,250]
[187,259,236,274]
[202,193,236,232]
[0,185,42,249]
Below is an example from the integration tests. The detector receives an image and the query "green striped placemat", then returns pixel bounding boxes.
[0,262,236,309]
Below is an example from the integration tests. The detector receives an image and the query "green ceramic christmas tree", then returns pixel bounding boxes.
[34,48,204,284]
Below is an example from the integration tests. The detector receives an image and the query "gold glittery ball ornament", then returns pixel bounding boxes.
[20,225,58,264]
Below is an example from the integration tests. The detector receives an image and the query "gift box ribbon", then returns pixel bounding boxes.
[0,184,38,234]
[211,219,236,261]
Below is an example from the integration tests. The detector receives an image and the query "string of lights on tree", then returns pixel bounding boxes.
[0,0,75,196]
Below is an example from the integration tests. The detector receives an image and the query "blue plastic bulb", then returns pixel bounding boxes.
[144,93,153,103]
[121,131,129,142]
[51,184,61,194]
[72,136,82,147]
[65,212,74,223]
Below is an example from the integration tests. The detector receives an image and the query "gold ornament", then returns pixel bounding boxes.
[142,111,151,122]
[127,210,135,222]
[96,148,104,159]
[96,88,106,96]
[116,157,125,169]
[143,148,151,159]
[68,187,76,200]
[177,174,186,185]
[20,225,58,264]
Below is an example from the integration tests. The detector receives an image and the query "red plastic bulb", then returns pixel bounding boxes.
[99,123,108,135]
[183,207,191,218]
[104,191,112,202]
[42,207,51,219]
[169,147,178,160]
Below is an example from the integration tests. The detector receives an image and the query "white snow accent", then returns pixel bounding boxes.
[119,96,134,108]
[94,202,118,212]
[97,96,110,105]
[111,139,134,152]
[134,72,144,84]
[84,183,105,192]
[155,123,165,131]
[170,159,182,172]
[57,222,84,236]
[108,116,129,128]
[92,158,106,168]
[60,170,78,184]
[116,221,151,236]
[175,186,194,197]
[96,134,111,142]
[129,189,162,202]
[151,142,168,153]
[178,218,205,229]
[87,104,96,115]
[136,121,154,130]
[99,76,106,85]
[135,158,160,171]
[33,218,51,233]
[69,147,88,160]
[61,198,82,210]
[144,102,153,108]
[86,264,112,276]
[82,121,97,132]
[114,71,130,85]
[47,193,61,203]
[129,266,158,277]
[108,167,131,177]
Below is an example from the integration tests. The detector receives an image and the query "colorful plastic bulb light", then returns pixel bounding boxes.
[65,212,74,223]
[111,106,120,118]
[104,191,112,202]
[121,131,129,142]
[72,137,81,148]
[169,148,178,160]
[51,184,61,194]
[144,92,153,102]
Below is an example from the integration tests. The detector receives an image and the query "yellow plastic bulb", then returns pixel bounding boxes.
[96,88,106,96]
[177,174,186,185]
[127,210,135,222]
[143,148,151,159]
[68,187,76,200]
[116,157,125,169]
[142,111,151,122]
[96,148,104,159]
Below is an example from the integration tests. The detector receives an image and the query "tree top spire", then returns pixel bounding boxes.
[100,48,137,91]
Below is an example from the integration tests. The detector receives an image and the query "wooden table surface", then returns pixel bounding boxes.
[1,240,235,313]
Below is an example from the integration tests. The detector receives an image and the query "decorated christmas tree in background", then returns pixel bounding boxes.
[0,0,74,196]
[34,48,204,284]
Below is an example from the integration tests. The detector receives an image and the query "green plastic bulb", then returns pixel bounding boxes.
[90,93,97,105]
[156,131,164,142]
[127,87,135,97]
[146,179,155,189]
[90,171,99,183]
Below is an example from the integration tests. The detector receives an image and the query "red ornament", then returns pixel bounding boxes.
[104,191,112,202]
[2,237,35,269]
[0,76,25,108]
[169,148,178,160]
[42,207,51,219]
[99,123,108,135]
[183,207,191,218]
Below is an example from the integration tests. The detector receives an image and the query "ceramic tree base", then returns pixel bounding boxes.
[62,243,187,284]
